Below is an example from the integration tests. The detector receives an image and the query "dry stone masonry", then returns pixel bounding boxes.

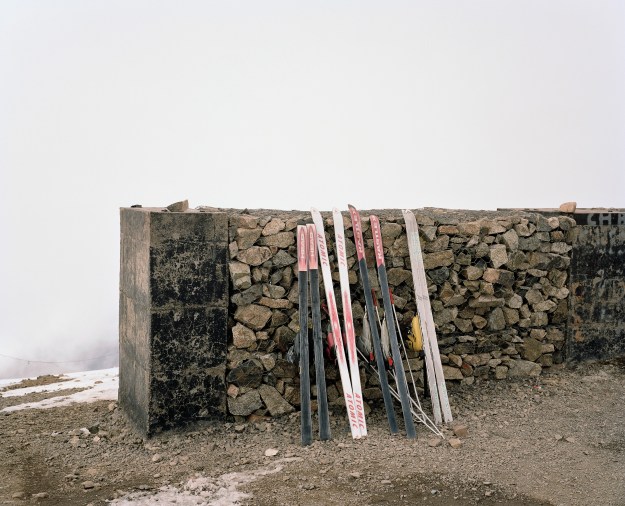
[119,205,624,435]
[223,209,574,420]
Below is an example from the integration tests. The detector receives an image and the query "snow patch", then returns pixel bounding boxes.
[110,459,301,506]
[0,368,118,412]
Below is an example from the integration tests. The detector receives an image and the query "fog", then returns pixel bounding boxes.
[1,1,624,379]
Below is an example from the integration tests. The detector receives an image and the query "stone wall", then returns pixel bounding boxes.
[223,208,576,419]
[119,206,625,431]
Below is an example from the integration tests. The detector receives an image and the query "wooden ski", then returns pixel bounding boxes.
[402,209,453,424]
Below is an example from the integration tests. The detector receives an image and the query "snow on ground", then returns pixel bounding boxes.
[0,367,118,412]
[110,459,300,506]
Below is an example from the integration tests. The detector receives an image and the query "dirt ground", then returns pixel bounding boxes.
[1,360,623,506]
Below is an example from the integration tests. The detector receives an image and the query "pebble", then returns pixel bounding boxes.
[32,492,49,499]
[452,423,469,438]
[264,448,279,457]
[428,437,442,448]
[82,481,95,490]
[12,492,25,499]
[151,454,163,463]
[448,438,463,449]
[381,479,392,485]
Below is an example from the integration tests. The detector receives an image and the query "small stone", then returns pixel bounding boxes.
[521,338,543,362]
[234,304,272,330]
[237,246,272,266]
[452,423,469,438]
[227,390,263,416]
[559,201,577,213]
[151,454,163,463]
[232,323,257,349]
[258,384,295,416]
[236,228,262,249]
[508,359,541,378]
[227,384,240,398]
[428,438,442,447]
[442,366,464,381]
[381,479,392,485]
[234,424,246,433]
[349,472,362,480]
[494,366,508,380]
[262,218,286,236]
[565,437,576,443]
[264,448,279,457]
[166,199,189,212]
[448,438,463,449]
[423,250,454,269]
[32,492,49,499]
[555,434,563,441]
[82,481,95,490]
[227,360,263,388]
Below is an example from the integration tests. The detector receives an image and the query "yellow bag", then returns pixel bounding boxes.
[407,315,423,352]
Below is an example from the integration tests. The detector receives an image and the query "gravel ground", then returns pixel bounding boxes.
[1,360,623,505]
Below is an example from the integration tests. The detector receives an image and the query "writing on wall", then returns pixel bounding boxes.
[574,213,625,226]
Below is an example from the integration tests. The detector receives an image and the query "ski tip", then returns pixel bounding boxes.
[347,203,356,211]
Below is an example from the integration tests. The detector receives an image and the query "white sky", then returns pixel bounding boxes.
[1,1,624,378]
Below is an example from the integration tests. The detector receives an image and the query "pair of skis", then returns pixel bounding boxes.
[297,225,331,446]
[311,209,367,439]
[311,207,414,439]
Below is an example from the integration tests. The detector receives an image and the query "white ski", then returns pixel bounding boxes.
[402,209,453,424]
[332,208,367,437]
[311,208,361,439]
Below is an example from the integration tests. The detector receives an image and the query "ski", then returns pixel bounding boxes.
[297,225,313,446]
[402,209,453,424]
[347,205,398,434]
[332,208,367,437]
[370,214,417,439]
[310,208,361,439]
[306,223,331,441]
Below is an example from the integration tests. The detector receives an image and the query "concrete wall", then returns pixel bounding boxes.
[119,208,229,435]
[568,212,625,361]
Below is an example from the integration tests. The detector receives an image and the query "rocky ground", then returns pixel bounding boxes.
[1,360,623,506]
